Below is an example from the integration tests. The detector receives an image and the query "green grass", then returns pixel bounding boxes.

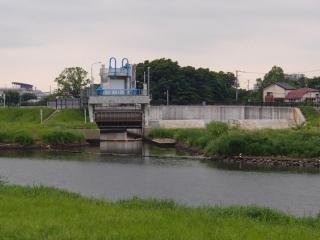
[300,106,320,127]
[46,109,97,129]
[0,108,94,145]
[149,122,320,158]
[42,130,84,145]
[0,184,319,239]
[0,107,53,124]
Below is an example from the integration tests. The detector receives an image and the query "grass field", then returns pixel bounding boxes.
[0,184,319,240]
[0,108,93,145]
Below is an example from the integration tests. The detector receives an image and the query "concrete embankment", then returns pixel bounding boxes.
[147,105,305,129]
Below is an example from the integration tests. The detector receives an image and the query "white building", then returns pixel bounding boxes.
[263,82,296,102]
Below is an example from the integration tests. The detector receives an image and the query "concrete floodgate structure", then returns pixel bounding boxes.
[88,57,150,134]
[88,57,305,142]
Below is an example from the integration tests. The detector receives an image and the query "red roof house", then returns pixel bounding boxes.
[285,87,320,102]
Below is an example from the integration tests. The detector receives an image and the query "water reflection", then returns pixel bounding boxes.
[100,140,143,155]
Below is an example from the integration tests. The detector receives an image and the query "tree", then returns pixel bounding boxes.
[55,67,90,97]
[3,91,20,106]
[21,93,37,102]
[306,77,320,90]
[262,66,285,88]
[136,58,239,105]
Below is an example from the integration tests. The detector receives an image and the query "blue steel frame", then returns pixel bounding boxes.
[96,88,143,96]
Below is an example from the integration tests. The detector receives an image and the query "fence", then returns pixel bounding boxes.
[47,98,87,109]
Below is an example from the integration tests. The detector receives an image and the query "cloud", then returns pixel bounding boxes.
[0,0,319,90]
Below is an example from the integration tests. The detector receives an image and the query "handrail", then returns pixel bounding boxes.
[109,57,117,76]
[96,88,145,96]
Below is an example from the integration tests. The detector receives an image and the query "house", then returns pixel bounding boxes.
[263,82,296,102]
[285,87,320,103]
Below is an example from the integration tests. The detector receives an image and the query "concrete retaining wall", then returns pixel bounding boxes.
[147,106,305,129]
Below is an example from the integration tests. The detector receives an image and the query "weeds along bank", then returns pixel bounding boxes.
[0,108,95,146]
[0,184,319,239]
[148,120,320,158]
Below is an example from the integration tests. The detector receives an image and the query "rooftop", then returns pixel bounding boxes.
[286,87,319,100]
[274,82,296,90]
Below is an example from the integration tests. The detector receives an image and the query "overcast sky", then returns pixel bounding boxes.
[1,0,320,91]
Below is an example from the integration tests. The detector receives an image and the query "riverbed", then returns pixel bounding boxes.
[0,142,319,217]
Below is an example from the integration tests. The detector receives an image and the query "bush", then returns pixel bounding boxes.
[149,123,320,157]
[0,131,10,143]
[14,132,34,146]
[206,122,229,138]
[148,129,178,139]
[42,131,84,145]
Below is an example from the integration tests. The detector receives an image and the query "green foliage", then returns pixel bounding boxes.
[55,67,90,97]
[305,77,320,90]
[300,106,320,127]
[149,122,320,158]
[0,185,319,239]
[0,131,10,143]
[20,93,37,102]
[148,128,178,138]
[0,108,96,146]
[262,66,286,88]
[42,130,84,145]
[14,132,34,146]
[136,59,241,105]
[3,90,20,106]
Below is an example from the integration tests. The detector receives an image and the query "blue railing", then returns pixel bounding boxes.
[108,67,131,76]
[96,88,144,96]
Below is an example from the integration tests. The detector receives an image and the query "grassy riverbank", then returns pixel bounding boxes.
[0,108,95,146]
[149,121,320,158]
[0,184,319,239]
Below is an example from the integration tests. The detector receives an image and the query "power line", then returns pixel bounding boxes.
[292,69,320,74]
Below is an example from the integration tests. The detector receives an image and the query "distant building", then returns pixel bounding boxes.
[285,73,305,81]
[263,82,320,103]
[285,87,320,103]
[253,82,262,91]
[263,82,296,102]
[0,82,48,100]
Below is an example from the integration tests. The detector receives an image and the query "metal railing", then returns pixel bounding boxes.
[108,68,131,76]
[96,88,145,96]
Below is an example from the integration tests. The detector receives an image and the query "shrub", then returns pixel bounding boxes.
[42,131,84,145]
[0,131,10,143]
[14,132,34,146]
[206,122,229,138]
[148,129,178,139]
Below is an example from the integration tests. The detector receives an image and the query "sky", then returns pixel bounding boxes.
[1,0,320,91]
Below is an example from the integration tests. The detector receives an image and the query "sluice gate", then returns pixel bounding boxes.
[94,109,143,130]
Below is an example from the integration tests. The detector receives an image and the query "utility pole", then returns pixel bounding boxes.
[165,89,169,106]
[3,93,5,108]
[236,70,239,102]
[147,67,150,96]
[91,62,102,95]
[247,80,250,91]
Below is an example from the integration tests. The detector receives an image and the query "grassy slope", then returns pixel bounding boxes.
[0,108,94,144]
[300,106,320,127]
[46,109,97,129]
[0,108,54,124]
[0,185,319,240]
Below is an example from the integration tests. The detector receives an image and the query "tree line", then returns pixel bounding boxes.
[4,59,320,106]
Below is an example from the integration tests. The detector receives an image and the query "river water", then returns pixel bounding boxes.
[0,141,319,217]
